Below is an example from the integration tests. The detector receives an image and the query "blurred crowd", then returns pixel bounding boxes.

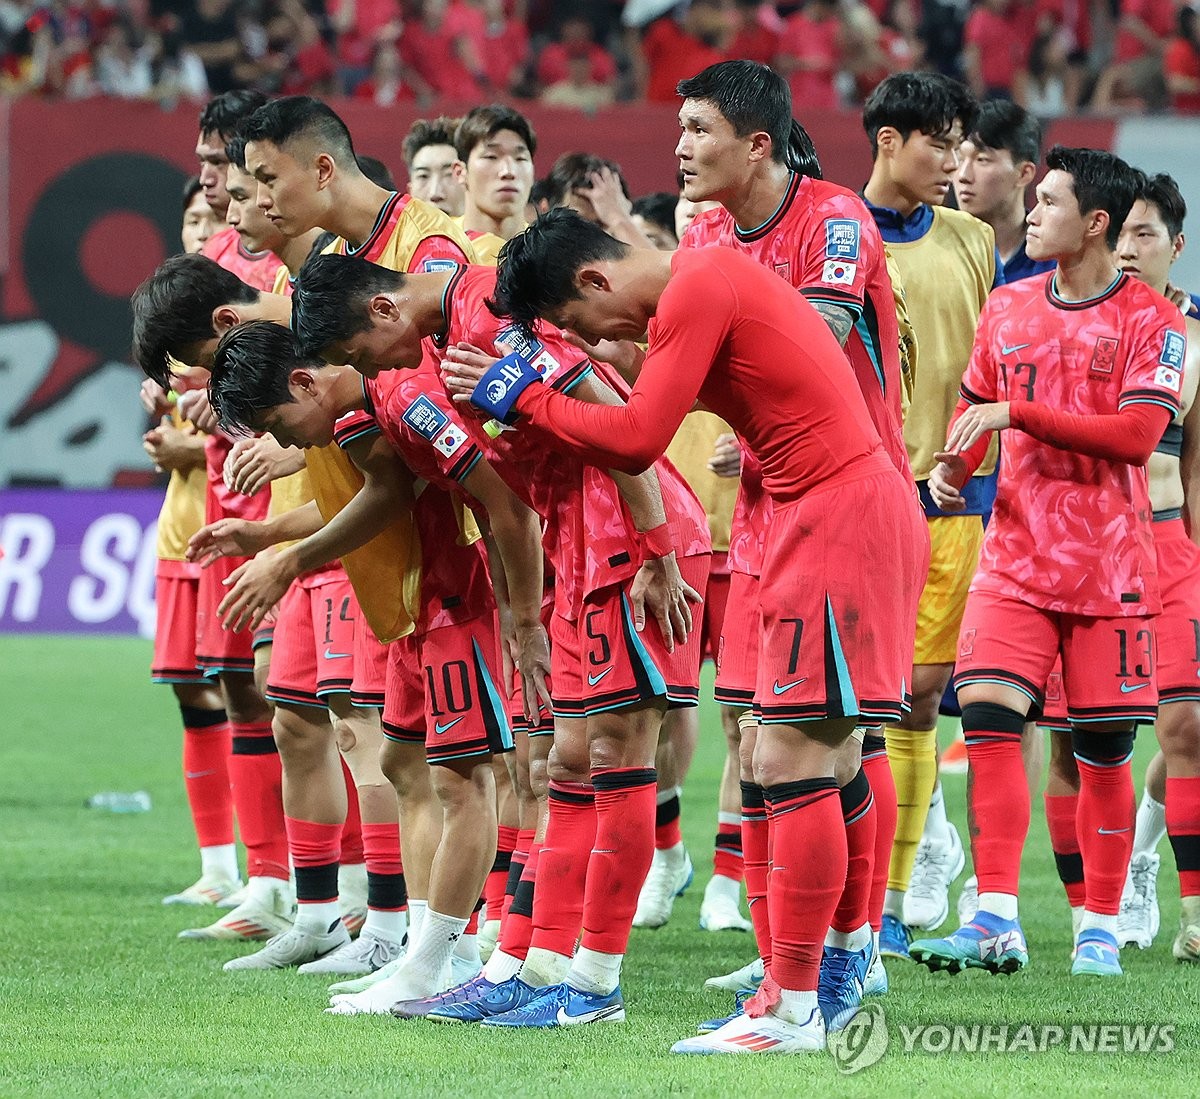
[1,0,1197,114]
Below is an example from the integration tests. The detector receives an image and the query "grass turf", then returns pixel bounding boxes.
[2,633,1198,1096]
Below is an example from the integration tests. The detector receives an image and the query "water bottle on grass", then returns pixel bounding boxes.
[86,791,152,813]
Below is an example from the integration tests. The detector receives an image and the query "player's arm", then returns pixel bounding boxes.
[224,434,307,496]
[217,435,415,631]
[812,302,854,346]
[460,458,552,717]
[798,207,872,348]
[143,416,206,474]
[1179,319,1200,541]
[188,500,324,566]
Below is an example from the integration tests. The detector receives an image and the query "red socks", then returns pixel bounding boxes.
[581,767,657,954]
[713,818,744,882]
[529,782,595,957]
[764,779,845,992]
[1044,792,1085,907]
[180,706,233,848]
[228,721,289,881]
[486,824,520,921]
[862,736,896,932]
[361,820,407,914]
[741,781,772,968]
[831,767,876,934]
[962,706,1029,897]
[655,788,682,849]
[1167,775,1200,898]
[499,840,540,960]
[340,762,363,865]
[503,827,535,923]
[285,815,341,903]
[1074,741,1135,916]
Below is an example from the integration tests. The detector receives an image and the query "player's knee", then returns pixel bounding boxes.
[1156,703,1200,764]
[1071,726,1135,767]
[720,706,743,752]
[961,701,1026,736]
[1046,729,1079,786]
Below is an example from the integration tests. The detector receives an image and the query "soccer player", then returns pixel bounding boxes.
[1047,173,1200,962]
[913,148,1187,978]
[446,208,927,1053]
[181,177,223,255]
[673,59,918,991]
[285,252,711,1024]
[861,72,996,957]
[403,116,466,217]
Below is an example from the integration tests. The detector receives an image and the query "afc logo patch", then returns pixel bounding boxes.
[1089,335,1119,378]
[1161,329,1186,370]
[496,324,562,381]
[401,394,468,457]
[959,628,976,659]
[824,218,861,261]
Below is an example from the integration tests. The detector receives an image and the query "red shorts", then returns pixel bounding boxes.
[152,560,213,684]
[350,610,389,708]
[265,571,357,709]
[955,587,1158,726]
[502,600,556,737]
[714,570,760,708]
[755,459,926,726]
[701,554,731,666]
[382,635,424,741]
[1152,516,1200,705]
[195,553,256,675]
[550,554,709,719]
[382,617,513,766]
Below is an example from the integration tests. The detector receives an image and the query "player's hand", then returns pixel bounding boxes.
[225,434,305,495]
[560,330,643,379]
[929,452,970,512]
[708,433,742,478]
[944,401,1010,455]
[188,518,271,566]
[629,551,702,653]
[515,622,553,724]
[1165,281,1198,316]
[144,415,202,473]
[178,388,218,434]
[442,342,500,404]
[217,550,298,632]
[140,377,173,416]
[574,167,633,231]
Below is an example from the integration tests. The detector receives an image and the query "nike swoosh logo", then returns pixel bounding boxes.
[324,648,352,659]
[1098,826,1131,835]
[772,677,807,695]
[1001,343,1031,355]
[556,1004,623,1026]
[1119,681,1149,693]
[587,667,614,686]
[185,770,214,779]
[433,717,465,735]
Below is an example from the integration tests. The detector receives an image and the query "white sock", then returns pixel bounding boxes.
[453,931,480,966]
[977,891,1019,921]
[660,840,686,863]
[200,843,240,881]
[924,782,949,844]
[824,921,872,952]
[408,899,428,943]
[484,948,524,983]
[406,909,469,986]
[883,888,906,919]
[567,946,623,995]
[520,946,573,988]
[295,899,340,934]
[1133,790,1167,856]
[775,988,819,1025]
[362,906,407,942]
[245,875,290,905]
[1079,911,1119,936]
[704,873,742,901]
[717,810,740,828]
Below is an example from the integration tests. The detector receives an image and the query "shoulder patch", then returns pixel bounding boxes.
[825,219,861,261]
[1155,365,1182,393]
[1161,329,1186,370]
[495,324,563,382]
[402,394,468,457]
[423,258,459,274]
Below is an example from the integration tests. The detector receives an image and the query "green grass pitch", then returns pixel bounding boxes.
[2,633,1198,1097]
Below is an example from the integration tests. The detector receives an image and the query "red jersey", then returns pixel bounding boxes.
[961,272,1186,617]
[201,227,283,292]
[513,248,884,508]
[332,402,492,635]
[682,174,911,575]
[964,6,1025,92]
[203,434,270,524]
[432,264,710,617]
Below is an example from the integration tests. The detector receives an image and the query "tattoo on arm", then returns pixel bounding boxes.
[815,301,854,347]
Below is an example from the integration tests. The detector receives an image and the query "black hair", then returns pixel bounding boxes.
[208,321,303,434]
[455,104,538,162]
[130,254,258,389]
[545,152,630,209]
[240,96,358,166]
[862,72,978,156]
[1140,172,1187,240]
[224,133,248,169]
[292,252,407,358]
[181,175,204,214]
[198,90,268,141]
[402,116,462,169]
[490,208,629,331]
[529,176,554,211]
[1045,146,1145,250]
[632,192,680,243]
[968,100,1042,167]
[356,155,396,190]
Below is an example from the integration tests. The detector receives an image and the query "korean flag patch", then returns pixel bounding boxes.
[825,219,861,261]
[422,258,459,274]
[1155,365,1182,393]
[402,394,468,457]
[496,324,562,382]
[1160,329,1186,370]
[822,260,857,286]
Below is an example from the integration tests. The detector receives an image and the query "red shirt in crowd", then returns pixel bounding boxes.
[642,16,726,103]
[1165,36,1200,111]
[778,9,840,109]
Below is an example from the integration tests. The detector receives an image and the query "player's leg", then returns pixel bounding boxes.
[1158,707,1200,960]
[700,704,752,932]
[481,752,519,957]
[633,712,694,929]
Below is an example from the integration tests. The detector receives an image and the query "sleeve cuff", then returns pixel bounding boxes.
[469,353,544,425]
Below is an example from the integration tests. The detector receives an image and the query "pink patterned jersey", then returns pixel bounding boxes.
[430,264,709,618]
[334,395,492,635]
[203,434,271,523]
[201,227,283,292]
[962,271,1186,616]
[681,173,909,576]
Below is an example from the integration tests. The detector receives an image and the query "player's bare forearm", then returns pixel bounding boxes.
[464,464,543,628]
[814,301,855,347]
